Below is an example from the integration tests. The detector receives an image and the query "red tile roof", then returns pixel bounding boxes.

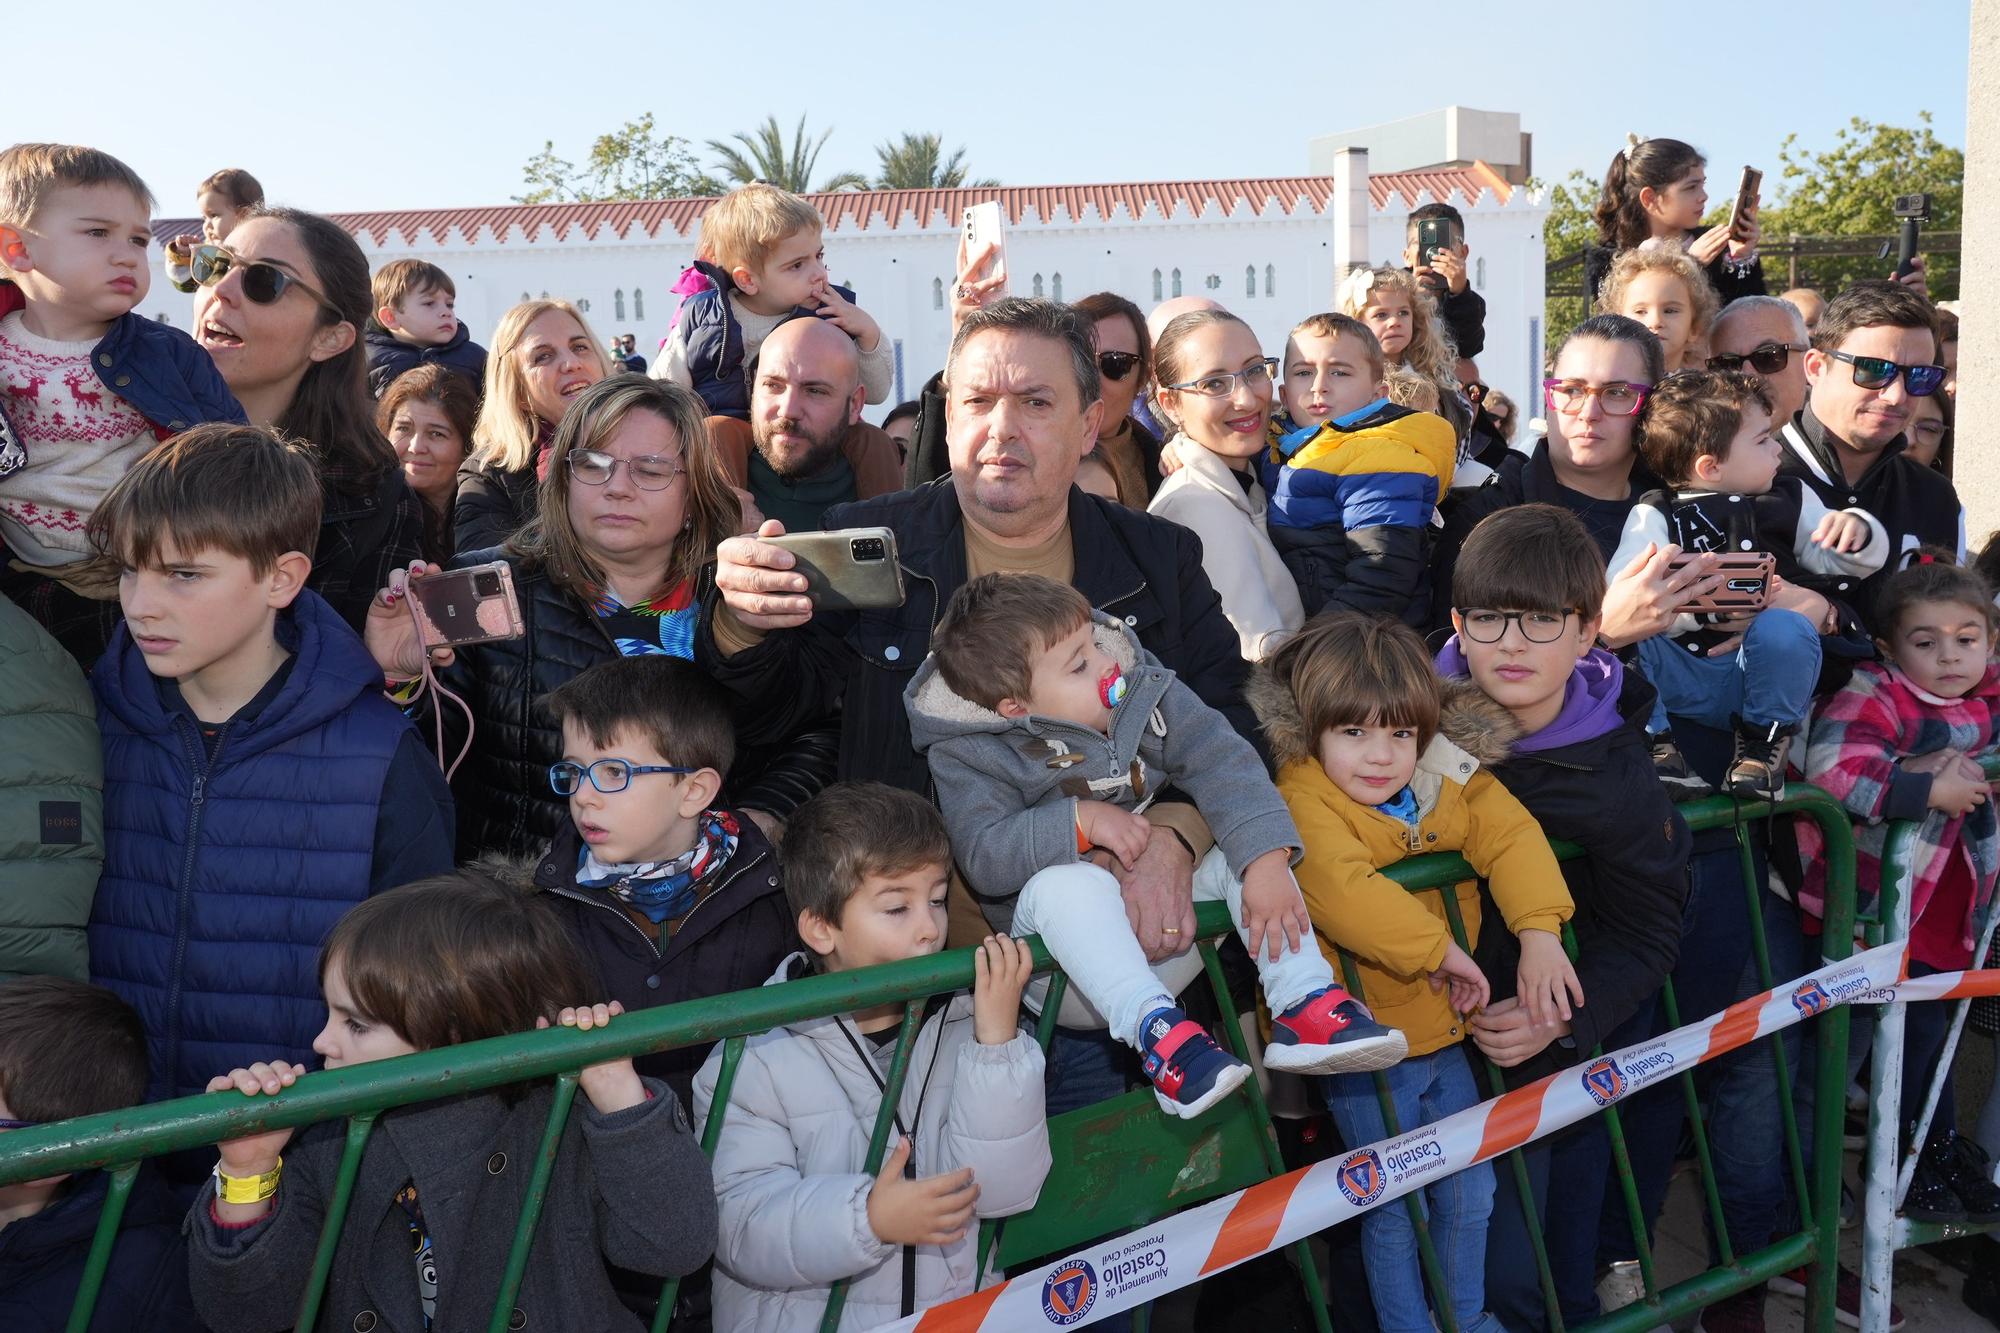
[151,163,1512,250]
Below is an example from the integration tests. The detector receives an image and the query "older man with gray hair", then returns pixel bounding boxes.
[1706,295,1813,425]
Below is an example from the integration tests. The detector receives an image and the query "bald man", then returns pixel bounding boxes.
[706,316,904,531]
[1145,294,1225,345]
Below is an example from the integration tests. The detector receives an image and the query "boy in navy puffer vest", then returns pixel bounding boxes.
[654,182,893,418]
[83,425,454,1101]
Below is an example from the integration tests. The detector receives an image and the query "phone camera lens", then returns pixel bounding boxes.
[473,571,502,597]
[851,539,884,562]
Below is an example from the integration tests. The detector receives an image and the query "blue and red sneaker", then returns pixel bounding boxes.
[1138,1007,1251,1119]
[1264,987,1408,1074]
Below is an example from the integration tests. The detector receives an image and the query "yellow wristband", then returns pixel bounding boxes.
[214,1158,282,1204]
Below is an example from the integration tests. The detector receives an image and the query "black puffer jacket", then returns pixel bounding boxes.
[533,813,797,1111]
[453,455,541,556]
[696,479,1261,796]
[438,550,839,860]
[312,463,427,635]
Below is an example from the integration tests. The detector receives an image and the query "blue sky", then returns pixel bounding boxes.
[15,1,1967,216]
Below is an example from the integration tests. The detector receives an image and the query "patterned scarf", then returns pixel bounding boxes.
[576,809,740,923]
[591,578,697,659]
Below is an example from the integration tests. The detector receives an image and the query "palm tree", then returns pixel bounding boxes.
[872,133,999,190]
[706,115,867,194]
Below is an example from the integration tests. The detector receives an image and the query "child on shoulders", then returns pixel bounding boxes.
[693,784,1048,1332]
[1249,611,1578,1333]
[657,183,891,418]
[906,572,1407,1120]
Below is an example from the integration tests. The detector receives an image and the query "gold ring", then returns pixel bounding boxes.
[1161,927,1182,935]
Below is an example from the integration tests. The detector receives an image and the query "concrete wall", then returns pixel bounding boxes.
[1958,0,1999,547]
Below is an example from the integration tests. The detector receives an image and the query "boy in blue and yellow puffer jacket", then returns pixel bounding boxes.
[1264,313,1456,625]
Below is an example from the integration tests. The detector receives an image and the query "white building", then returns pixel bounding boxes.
[151,156,1549,424]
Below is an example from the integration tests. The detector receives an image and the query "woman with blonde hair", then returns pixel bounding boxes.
[368,376,834,857]
[1338,266,1469,439]
[454,299,613,553]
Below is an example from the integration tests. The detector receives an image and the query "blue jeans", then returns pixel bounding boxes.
[1322,1048,1503,1333]
[1637,608,1821,734]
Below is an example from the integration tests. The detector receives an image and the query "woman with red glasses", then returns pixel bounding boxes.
[190,208,425,633]
[1071,290,1164,507]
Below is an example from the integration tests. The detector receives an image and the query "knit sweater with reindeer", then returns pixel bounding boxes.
[905,611,1298,929]
[0,314,153,567]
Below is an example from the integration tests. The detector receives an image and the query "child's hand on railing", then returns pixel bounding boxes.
[1427,940,1491,1016]
[1515,928,1585,1030]
[208,1061,305,1180]
[537,1003,647,1115]
[867,1137,979,1247]
[1240,851,1312,962]
[971,934,1035,1046]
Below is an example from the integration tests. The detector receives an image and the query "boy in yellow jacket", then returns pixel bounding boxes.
[1249,611,1578,1333]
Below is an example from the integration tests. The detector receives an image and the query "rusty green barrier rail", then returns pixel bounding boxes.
[0,785,1858,1332]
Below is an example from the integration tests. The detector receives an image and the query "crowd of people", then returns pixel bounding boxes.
[0,133,1996,1333]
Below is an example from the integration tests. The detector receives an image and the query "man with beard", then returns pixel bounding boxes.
[703,317,904,531]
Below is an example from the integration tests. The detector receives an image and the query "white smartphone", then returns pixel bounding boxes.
[962,202,1009,296]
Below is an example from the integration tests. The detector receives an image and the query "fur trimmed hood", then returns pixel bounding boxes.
[1247,660,1519,772]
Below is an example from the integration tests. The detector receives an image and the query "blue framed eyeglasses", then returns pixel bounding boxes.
[548,758,696,796]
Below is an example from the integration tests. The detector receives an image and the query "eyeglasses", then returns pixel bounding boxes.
[1827,350,1945,397]
[1097,350,1143,382]
[1456,608,1578,643]
[1162,358,1279,398]
[1707,342,1808,375]
[1464,381,1489,403]
[190,244,343,317]
[1542,379,1649,417]
[549,758,697,796]
[0,1117,37,1131]
[566,448,686,490]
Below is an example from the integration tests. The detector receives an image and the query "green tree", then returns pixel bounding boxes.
[515,114,707,203]
[707,114,867,193]
[872,132,997,190]
[1534,168,1601,339]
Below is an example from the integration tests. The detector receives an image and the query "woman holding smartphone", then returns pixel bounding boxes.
[1583,136,1766,307]
[365,375,836,858]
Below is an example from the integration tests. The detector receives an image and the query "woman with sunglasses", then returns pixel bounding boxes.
[1432,313,1725,650]
[1071,291,1164,507]
[1146,308,1303,659]
[190,208,426,634]
[365,375,834,859]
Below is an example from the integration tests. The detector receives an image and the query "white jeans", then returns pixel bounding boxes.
[1010,847,1335,1049]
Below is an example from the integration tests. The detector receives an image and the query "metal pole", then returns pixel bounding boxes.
[1860,824,1916,1332]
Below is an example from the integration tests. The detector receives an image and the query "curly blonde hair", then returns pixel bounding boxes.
[1337,266,1460,431]
[1601,245,1720,343]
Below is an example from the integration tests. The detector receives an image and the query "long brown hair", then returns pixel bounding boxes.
[507,375,740,599]
[1594,137,1705,251]
[251,206,399,494]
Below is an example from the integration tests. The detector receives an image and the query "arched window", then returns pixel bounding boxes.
[521,291,531,303]
[1246,264,1256,298]
[933,277,944,310]
[1171,268,1182,298]
[1051,272,1062,302]
[1032,272,1044,298]
[1475,258,1487,290]
[1265,264,1275,297]
[1152,269,1163,302]
[539,290,549,299]
[614,289,626,321]
[633,288,644,320]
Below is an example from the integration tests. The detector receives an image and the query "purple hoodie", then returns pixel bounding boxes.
[1435,636,1629,754]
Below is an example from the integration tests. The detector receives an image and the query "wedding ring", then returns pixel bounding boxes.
[1162,927,1182,935]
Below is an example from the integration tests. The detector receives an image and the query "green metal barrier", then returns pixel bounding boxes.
[0,785,1858,1332]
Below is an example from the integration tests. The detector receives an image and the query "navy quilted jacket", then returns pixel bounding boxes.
[86,591,444,1099]
[676,259,857,419]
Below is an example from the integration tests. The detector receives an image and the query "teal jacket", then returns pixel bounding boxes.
[0,593,102,979]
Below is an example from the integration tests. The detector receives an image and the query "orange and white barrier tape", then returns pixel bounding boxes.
[884,941,2000,1332]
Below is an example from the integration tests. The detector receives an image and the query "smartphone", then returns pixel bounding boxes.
[765,527,906,612]
[407,561,526,650]
[1730,167,1763,240]
[1667,551,1775,615]
[962,202,1009,296]
[1415,216,1455,267]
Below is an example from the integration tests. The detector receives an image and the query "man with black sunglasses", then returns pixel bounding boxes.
[1777,281,1962,632]
[1709,295,1811,423]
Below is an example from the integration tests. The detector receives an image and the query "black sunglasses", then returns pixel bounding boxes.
[1828,350,1945,397]
[191,244,343,317]
[1707,342,1808,375]
[1097,350,1143,382]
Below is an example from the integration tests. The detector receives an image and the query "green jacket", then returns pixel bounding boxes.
[0,593,102,979]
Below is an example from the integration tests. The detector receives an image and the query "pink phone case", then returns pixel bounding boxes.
[407,562,525,649]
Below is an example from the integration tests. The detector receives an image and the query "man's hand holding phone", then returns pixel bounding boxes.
[714,520,815,631]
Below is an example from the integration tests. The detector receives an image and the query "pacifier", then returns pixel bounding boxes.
[1098,665,1129,709]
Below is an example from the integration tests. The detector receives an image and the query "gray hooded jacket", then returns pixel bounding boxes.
[905,611,1299,931]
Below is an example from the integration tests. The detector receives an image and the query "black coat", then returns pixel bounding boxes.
[312,463,428,636]
[453,455,540,556]
[1473,668,1691,1071]
[697,479,1262,795]
[534,812,797,1110]
[365,322,489,398]
[438,550,838,860]
[1583,228,1767,308]
[0,1166,195,1333]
